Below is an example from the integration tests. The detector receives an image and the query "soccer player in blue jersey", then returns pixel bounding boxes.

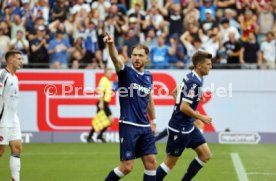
[103,32,157,181]
[156,51,213,181]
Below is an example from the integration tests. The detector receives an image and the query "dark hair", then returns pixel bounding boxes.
[5,50,22,62]
[192,51,212,66]
[220,18,229,24]
[131,44,149,55]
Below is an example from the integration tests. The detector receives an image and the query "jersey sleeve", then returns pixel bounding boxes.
[182,81,198,105]
[0,70,8,96]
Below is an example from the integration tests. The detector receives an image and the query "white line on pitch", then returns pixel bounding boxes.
[231,153,249,181]
[247,172,276,176]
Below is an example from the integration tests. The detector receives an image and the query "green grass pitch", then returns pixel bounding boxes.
[0,143,276,181]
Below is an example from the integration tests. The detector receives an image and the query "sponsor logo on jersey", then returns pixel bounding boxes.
[132,83,150,94]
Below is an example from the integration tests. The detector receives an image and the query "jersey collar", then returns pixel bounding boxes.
[131,65,144,76]
[192,70,202,82]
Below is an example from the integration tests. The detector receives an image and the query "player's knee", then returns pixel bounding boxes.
[122,162,134,174]
[144,157,157,170]
[12,145,23,155]
[199,151,212,163]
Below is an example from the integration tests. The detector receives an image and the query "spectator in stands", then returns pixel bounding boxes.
[223,32,243,65]
[0,21,10,36]
[110,4,125,47]
[70,0,91,15]
[180,31,204,66]
[239,9,259,42]
[146,6,164,31]
[216,0,236,12]
[257,3,274,43]
[258,32,276,69]
[224,9,241,32]
[183,1,200,30]
[20,1,33,31]
[29,25,49,68]
[10,30,29,65]
[91,0,111,21]
[11,14,25,39]
[240,32,260,69]
[27,17,46,41]
[150,35,177,69]
[84,20,99,58]
[32,0,50,25]
[50,0,70,23]
[168,35,185,69]
[127,2,146,23]
[123,29,140,58]
[48,29,72,69]
[144,29,158,50]
[0,27,11,62]
[202,31,220,61]
[162,3,184,38]
[200,9,219,34]
[71,36,89,69]
[200,0,216,22]
[236,0,255,14]
[220,19,240,43]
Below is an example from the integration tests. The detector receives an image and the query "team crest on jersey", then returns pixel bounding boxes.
[187,84,197,99]
[174,135,178,140]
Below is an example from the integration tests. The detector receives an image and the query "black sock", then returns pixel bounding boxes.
[143,170,156,181]
[155,129,168,142]
[87,128,94,140]
[98,127,108,139]
[182,157,204,181]
[104,168,124,181]
[156,163,170,181]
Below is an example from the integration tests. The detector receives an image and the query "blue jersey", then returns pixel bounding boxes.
[117,65,152,127]
[168,71,203,132]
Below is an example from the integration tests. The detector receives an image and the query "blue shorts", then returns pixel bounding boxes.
[166,127,206,157]
[119,123,157,161]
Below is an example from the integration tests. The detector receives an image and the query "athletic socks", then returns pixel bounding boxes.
[104,167,124,181]
[182,157,205,181]
[10,153,20,181]
[155,129,168,142]
[143,170,156,181]
[156,162,170,180]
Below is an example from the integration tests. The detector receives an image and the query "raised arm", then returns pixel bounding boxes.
[103,32,124,72]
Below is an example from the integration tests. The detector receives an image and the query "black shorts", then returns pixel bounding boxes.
[166,127,206,157]
[96,101,112,117]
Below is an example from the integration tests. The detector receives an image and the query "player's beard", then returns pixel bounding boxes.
[133,60,144,70]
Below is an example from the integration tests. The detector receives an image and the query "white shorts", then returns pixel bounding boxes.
[0,126,22,145]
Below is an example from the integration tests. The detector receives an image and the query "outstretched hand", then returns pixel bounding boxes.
[103,32,113,44]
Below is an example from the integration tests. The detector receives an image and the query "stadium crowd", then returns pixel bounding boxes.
[0,0,275,69]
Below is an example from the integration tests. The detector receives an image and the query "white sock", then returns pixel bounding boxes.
[160,162,171,173]
[114,167,125,178]
[144,169,156,176]
[10,154,20,181]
